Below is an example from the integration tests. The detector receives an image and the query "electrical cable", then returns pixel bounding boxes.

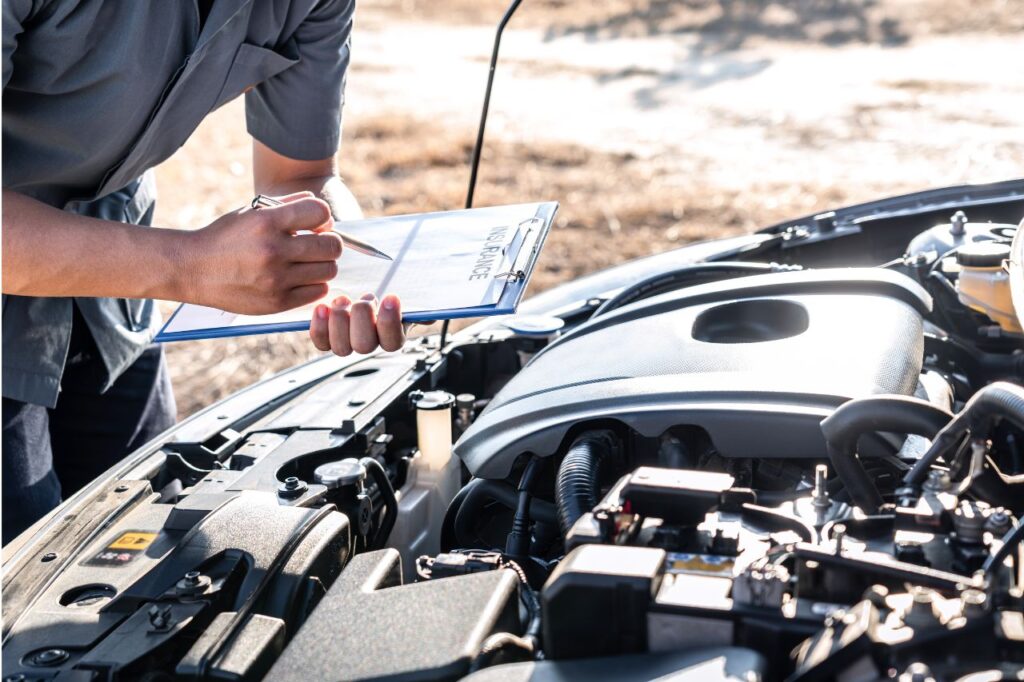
[982,519,1024,575]
[505,457,544,557]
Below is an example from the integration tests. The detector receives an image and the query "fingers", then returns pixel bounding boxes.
[285,283,329,310]
[309,303,331,351]
[328,295,353,356]
[311,293,406,357]
[284,232,343,263]
[261,197,332,234]
[286,260,339,287]
[377,294,405,351]
[350,294,380,354]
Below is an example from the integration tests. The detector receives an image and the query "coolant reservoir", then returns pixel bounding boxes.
[415,391,456,470]
[387,390,461,580]
[1011,222,1024,332]
[955,242,1022,334]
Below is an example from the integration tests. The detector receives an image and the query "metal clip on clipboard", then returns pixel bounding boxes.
[495,217,544,283]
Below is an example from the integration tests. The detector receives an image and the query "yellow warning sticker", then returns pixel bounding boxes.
[107,531,157,551]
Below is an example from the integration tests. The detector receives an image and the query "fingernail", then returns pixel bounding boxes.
[316,304,328,320]
[383,296,397,311]
[332,296,351,309]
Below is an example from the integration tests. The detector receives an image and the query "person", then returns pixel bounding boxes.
[1,0,404,543]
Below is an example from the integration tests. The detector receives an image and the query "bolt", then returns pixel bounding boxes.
[985,509,1011,535]
[114,484,129,493]
[950,210,967,237]
[812,464,831,509]
[960,588,988,619]
[28,648,69,667]
[148,604,173,629]
[40,552,57,563]
[922,469,950,494]
[833,524,847,555]
[278,476,307,499]
[175,571,211,596]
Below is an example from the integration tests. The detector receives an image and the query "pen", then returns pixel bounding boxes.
[250,194,393,262]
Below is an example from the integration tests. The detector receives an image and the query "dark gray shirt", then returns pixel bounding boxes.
[3,0,353,407]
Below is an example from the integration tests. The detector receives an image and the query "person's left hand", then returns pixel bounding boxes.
[309,292,406,356]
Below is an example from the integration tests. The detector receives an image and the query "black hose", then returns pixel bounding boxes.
[361,457,398,550]
[905,382,1024,487]
[820,395,953,514]
[555,431,615,535]
[592,262,793,318]
[452,479,557,549]
[983,519,1024,575]
[441,480,476,551]
[506,457,544,557]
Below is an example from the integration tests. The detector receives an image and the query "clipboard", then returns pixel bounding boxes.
[155,201,558,342]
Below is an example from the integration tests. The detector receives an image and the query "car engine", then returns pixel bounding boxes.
[2,184,1023,681]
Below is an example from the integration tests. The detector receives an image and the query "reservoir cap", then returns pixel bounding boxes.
[411,390,455,411]
[504,315,565,337]
[314,458,366,489]
[956,242,1011,268]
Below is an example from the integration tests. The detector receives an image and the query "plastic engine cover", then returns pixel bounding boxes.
[455,269,931,478]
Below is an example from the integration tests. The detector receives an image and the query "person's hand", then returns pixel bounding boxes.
[182,192,342,315]
[309,293,406,356]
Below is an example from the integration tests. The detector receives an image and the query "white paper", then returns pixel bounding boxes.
[160,202,547,336]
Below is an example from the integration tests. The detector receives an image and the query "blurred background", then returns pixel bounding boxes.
[155,0,1024,418]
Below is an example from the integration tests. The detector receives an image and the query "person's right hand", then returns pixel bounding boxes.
[182,192,342,315]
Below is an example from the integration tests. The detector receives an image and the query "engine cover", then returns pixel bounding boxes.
[456,269,932,478]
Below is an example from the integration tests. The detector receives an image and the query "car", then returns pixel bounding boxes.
[2,177,1023,681]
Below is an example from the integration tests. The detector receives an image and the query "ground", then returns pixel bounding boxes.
[155,0,1024,418]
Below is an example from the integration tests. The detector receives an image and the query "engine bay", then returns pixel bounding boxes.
[2,183,1023,681]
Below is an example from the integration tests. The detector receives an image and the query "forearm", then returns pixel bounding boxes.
[1,189,191,300]
[252,140,362,221]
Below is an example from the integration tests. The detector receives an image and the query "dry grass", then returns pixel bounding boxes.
[156,104,882,417]
[155,0,1021,418]
[364,0,1024,39]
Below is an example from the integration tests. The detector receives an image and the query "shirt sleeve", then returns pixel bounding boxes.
[245,0,354,161]
[2,0,34,90]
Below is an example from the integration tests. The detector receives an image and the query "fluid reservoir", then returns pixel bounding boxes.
[1010,221,1024,332]
[414,391,456,471]
[387,390,461,580]
[955,241,1022,334]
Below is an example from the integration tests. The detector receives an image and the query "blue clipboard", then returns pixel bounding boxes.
[155,202,558,342]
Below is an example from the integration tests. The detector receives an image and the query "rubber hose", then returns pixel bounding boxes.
[555,431,615,535]
[821,395,953,514]
[452,479,557,549]
[441,479,478,551]
[361,457,398,550]
[905,382,1024,487]
[593,262,787,317]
